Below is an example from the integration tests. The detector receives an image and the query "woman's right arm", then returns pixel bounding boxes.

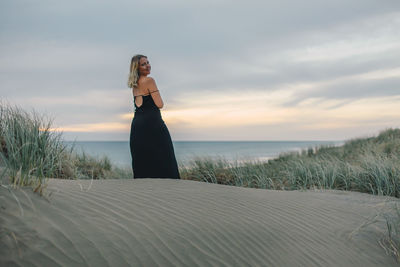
[146,77,164,109]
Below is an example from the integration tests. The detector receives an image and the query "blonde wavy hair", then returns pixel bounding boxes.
[127,54,146,88]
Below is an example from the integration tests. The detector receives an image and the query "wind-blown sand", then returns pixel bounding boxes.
[1,179,398,266]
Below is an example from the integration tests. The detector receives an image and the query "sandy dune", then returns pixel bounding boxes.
[1,179,398,266]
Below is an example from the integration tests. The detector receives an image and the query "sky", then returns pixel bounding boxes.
[1,0,400,141]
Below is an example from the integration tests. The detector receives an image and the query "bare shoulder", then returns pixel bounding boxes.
[142,76,156,84]
[143,76,158,93]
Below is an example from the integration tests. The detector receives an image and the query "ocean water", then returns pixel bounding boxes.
[64,140,343,168]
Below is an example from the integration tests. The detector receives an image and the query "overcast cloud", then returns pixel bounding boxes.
[1,0,400,140]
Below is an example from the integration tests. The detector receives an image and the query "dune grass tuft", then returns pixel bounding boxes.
[0,103,66,192]
[0,102,131,193]
[381,203,400,262]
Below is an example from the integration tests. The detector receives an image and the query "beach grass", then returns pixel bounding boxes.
[181,128,400,198]
[0,103,65,192]
[0,102,131,192]
[381,202,400,261]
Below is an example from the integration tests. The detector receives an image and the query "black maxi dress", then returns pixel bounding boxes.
[129,93,180,179]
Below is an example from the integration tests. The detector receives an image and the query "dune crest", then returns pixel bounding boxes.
[1,179,398,266]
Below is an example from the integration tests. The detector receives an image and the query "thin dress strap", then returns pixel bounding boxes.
[134,90,159,97]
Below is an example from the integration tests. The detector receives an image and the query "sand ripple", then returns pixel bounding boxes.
[1,179,398,266]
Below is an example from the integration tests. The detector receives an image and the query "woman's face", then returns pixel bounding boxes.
[138,57,151,76]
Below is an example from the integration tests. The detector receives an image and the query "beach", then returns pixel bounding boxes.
[1,179,398,266]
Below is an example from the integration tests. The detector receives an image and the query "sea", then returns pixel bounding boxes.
[64,140,344,169]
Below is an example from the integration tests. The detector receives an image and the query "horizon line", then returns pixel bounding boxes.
[63,139,344,142]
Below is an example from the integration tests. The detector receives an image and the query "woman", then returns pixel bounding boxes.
[128,54,180,179]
